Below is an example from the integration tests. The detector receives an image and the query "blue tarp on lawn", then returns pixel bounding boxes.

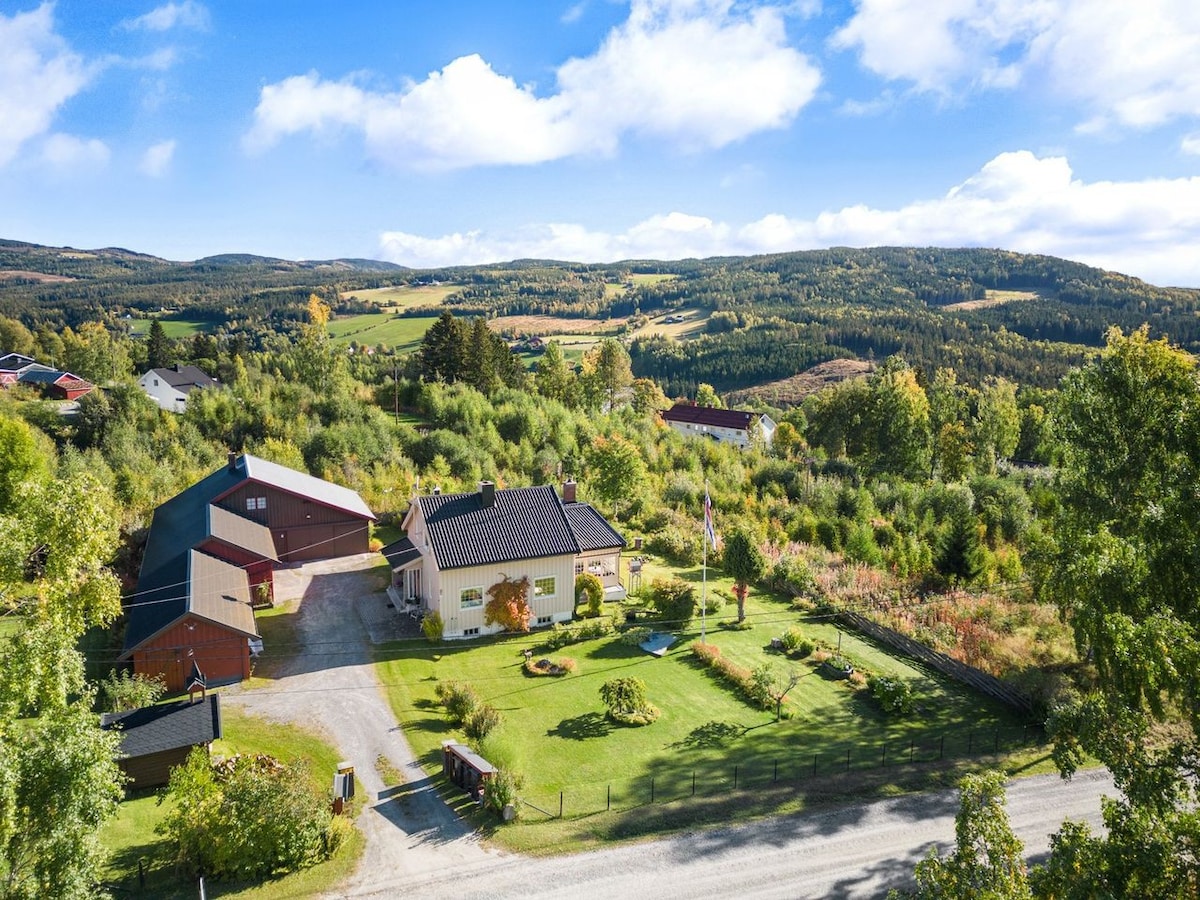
[639,632,676,657]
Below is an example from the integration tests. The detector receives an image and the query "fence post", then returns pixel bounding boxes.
[882,745,887,767]
[939,736,944,760]
[1022,724,1028,744]
[559,791,563,818]
[812,753,818,778]
[773,760,778,782]
[845,748,851,772]
[692,771,696,797]
[607,784,611,812]
[139,858,146,889]
[909,739,914,765]
[734,765,738,789]
[968,731,973,754]
[994,730,999,753]
[651,777,655,803]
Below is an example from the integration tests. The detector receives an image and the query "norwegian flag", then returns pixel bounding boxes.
[704,490,718,549]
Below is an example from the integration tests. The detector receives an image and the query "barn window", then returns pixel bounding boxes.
[460,587,483,609]
[245,497,266,511]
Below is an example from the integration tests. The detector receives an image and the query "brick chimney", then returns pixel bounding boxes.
[227,450,238,473]
[562,479,577,504]
[479,480,495,509]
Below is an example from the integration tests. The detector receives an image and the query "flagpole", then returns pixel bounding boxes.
[701,479,708,645]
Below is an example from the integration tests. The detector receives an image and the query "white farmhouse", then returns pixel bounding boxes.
[382,481,625,639]
[661,402,776,450]
[139,364,218,411]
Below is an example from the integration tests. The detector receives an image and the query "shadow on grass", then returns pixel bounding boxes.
[547,711,613,740]
[668,720,747,749]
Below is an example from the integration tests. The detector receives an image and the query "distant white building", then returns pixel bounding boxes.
[661,402,776,450]
[139,364,218,411]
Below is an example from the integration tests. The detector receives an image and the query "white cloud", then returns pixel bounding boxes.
[41,133,110,170]
[121,2,210,32]
[1183,133,1200,155]
[139,139,176,176]
[834,0,1200,130]
[378,151,1200,286]
[246,0,820,169]
[0,4,91,166]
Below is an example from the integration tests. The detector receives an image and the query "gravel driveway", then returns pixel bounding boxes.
[221,554,501,896]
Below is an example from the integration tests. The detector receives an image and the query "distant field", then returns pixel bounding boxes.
[340,283,460,310]
[604,272,679,298]
[127,317,208,338]
[946,289,1042,311]
[327,313,439,351]
[728,358,876,408]
[630,307,710,339]
[489,314,622,336]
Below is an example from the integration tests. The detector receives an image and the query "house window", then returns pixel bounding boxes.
[537,615,552,626]
[246,497,266,511]
[460,587,483,609]
[463,627,480,636]
[534,576,556,598]
[574,561,584,576]
[152,378,159,387]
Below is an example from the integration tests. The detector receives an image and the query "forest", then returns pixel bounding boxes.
[2,239,1199,896]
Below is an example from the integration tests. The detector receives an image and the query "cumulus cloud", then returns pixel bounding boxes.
[1183,133,1200,155]
[0,4,92,166]
[41,133,110,170]
[245,0,820,169]
[139,138,176,176]
[378,151,1200,286]
[834,0,1200,130]
[121,1,210,32]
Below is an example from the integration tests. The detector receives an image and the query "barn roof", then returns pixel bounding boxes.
[101,694,222,759]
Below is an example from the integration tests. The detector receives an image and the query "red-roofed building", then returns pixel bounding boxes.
[661,403,776,450]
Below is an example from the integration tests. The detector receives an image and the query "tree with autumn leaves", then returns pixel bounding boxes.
[484,575,533,633]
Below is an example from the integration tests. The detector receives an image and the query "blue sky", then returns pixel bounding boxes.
[2,1,1200,285]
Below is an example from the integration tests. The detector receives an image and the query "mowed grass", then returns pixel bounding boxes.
[340,284,459,309]
[98,706,363,899]
[629,307,710,339]
[128,317,209,338]
[375,557,1030,851]
[326,313,439,351]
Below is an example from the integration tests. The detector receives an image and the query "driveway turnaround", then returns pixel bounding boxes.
[226,556,1112,900]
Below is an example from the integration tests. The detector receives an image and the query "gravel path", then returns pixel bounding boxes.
[221,554,501,896]
[223,555,1113,900]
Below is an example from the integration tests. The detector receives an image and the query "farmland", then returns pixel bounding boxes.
[127,316,209,338]
[326,313,440,352]
[339,283,460,310]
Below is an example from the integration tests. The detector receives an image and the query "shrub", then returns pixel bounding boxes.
[779,627,815,658]
[690,641,772,710]
[620,626,653,646]
[435,681,480,724]
[463,703,502,741]
[599,676,660,725]
[768,555,816,599]
[575,572,604,616]
[868,675,913,714]
[483,769,523,819]
[646,526,701,565]
[421,610,444,643]
[524,656,576,676]
[542,618,614,650]
[649,577,696,625]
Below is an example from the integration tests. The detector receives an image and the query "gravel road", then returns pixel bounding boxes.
[224,555,1114,900]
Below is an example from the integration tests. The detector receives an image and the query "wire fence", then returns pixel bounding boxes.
[521,722,1044,819]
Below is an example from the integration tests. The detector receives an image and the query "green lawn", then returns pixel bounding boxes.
[326,313,438,351]
[375,556,1034,851]
[98,706,363,899]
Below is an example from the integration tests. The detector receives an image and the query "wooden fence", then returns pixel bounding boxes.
[837,610,1034,715]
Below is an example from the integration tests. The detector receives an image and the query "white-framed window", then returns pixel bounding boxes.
[245,496,266,511]
[574,560,584,576]
[460,587,483,609]
[537,615,552,625]
[463,627,480,636]
[534,576,556,598]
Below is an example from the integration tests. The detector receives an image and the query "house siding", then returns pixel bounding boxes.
[119,746,199,789]
[131,615,251,692]
[435,555,576,638]
[217,482,370,561]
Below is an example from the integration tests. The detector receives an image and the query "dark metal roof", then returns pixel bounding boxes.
[419,484,580,570]
[122,549,258,654]
[206,504,278,562]
[102,695,222,759]
[564,502,626,552]
[147,364,218,393]
[662,403,757,430]
[381,536,421,569]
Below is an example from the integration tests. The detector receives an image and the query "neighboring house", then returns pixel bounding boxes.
[101,694,222,788]
[661,402,776,450]
[139,363,218,411]
[121,452,375,689]
[0,353,93,399]
[383,481,625,639]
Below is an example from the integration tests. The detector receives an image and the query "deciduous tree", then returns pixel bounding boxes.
[722,526,765,624]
